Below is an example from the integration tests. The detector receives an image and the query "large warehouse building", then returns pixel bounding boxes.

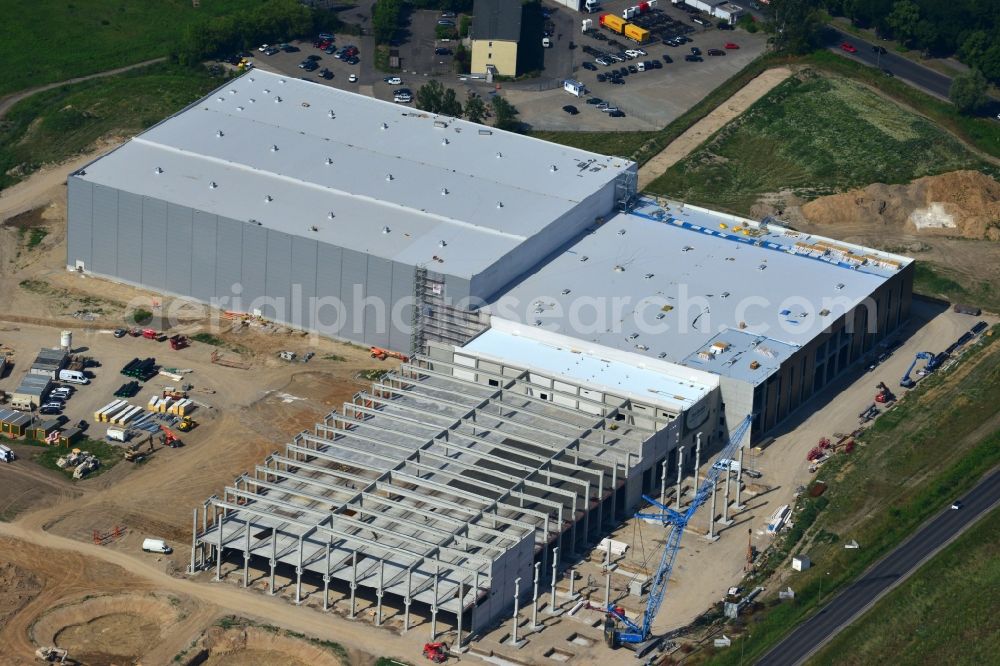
[68,71,912,640]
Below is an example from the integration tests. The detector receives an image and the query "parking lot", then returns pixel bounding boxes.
[239,1,766,132]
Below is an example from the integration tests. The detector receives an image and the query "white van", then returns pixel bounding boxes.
[711,458,741,475]
[106,427,128,442]
[58,369,89,385]
[0,444,14,463]
[542,36,552,48]
[142,538,172,554]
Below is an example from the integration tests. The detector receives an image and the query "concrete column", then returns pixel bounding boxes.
[215,506,223,581]
[323,540,332,611]
[659,460,668,517]
[455,577,467,653]
[694,433,702,492]
[430,564,440,640]
[549,547,561,615]
[604,560,612,610]
[706,479,718,541]
[403,568,413,632]
[567,567,578,600]
[530,561,542,631]
[375,559,384,626]
[349,551,358,619]
[242,517,251,588]
[611,465,619,523]
[189,508,197,574]
[294,536,303,604]
[722,463,733,526]
[570,495,578,555]
[583,480,591,544]
[542,516,550,574]
[510,577,524,647]
[675,446,684,510]
[201,505,208,567]
[269,527,277,595]
[735,446,747,510]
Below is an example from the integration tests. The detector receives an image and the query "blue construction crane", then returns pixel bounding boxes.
[604,414,753,649]
[900,351,934,388]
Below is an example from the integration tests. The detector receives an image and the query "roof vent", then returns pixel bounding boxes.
[496,201,503,208]
[264,195,273,203]
[534,319,542,326]
[325,157,333,165]
[381,122,389,130]
[580,256,588,262]
[644,273,654,279]
[270,144,278,152]
[328,212,335,219]
[439,240,447,248]
[310,225,319,232]
[618,229,626,235]
[216,130,224,138]
[550,165,558,172]
[229,89,237,95]
[613,265,624,272]
[249,98,256,103]
[441,188,448,196]
[442,138,449,145]
[248,78,255,82]
[628,333,639,340]
[386,174,394,181]
[154,167,163,174]
[209,181,218,189]
[434,121,448,128]
[236,106,244,111]
[328,110,335,118]
[479,129,492,135]
[263,89,271,94]
[274,96,282,103]
[562,288,571,295]
[496,152,502,159]
[279,79,285,84]
[835,283,845,290]
[217,97,225,102]
[382,226,391,234]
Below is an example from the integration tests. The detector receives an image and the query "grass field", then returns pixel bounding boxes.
[0,0,251,98]
[22,438,124,480]
[0,63,226,190]
[645,70,985,214]
[706,327,1000,664]
[529,130,661,161]
[809,507,1000,666]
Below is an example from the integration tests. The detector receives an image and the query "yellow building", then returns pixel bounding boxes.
[470,0,523,77]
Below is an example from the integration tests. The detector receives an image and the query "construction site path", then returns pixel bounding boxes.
[638,66,795,190]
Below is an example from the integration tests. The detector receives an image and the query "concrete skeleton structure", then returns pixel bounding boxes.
[194,333,721,641]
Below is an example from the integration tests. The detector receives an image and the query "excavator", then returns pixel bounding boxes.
[370,346,409,362]
[159,425,183,448]
[124,432,156,463]
[34,647,68,663]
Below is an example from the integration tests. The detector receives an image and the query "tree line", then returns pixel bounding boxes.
[414,81,520,131]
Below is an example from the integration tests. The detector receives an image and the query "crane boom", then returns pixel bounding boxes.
[606,414,753,647]
[900,351,933,388]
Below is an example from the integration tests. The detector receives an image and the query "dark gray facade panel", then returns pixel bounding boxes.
[66,177,93,270]
[140,197,168,290]
[215,217,244,297]
[265,230,293,323]
[339,248,369,342]
[241,224,268,308]
[389,261,415,352]
[291,237,318,332]
[116,191,143,283]
[315,243,344,337]
[364,256,393,349]
[165,204,194,296]
[91,185,119,276]
[191,211,218,302]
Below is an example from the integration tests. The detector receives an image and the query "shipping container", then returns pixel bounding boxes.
[600,13,626,33]
[623,24,650,43]
[953,303,981,316]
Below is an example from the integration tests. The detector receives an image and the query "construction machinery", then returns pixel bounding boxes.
[159,425,183,448]
[422,642,447,663]
[370,346,409,362]
[34,647,68,663]
[176,416,196,432]
[875,381,895,404]
[900,351,933,388]
[168,334,189,350]
[604,415,752,650]
[278,350,297,361]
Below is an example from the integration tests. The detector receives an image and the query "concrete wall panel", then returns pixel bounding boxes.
[140,197,168,290]
[266,230,293,323]
[365,256,393,348]
[240,223,268,309]
[291,236,319,332]
[315,242,344,338]
[339,248,368,341]
[116,191,143,283]
[66,177,93,270]
[91,185,119,275]
[389,261,415,353]
[215,217,244,297]
[165,204,193,296]
[191,211,218,302]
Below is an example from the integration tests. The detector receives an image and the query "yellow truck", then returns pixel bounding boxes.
[624,23,650,43]
[599,13,626,33]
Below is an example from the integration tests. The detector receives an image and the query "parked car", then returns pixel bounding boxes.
[437,19,455,26]
[684,54,702,62]
[307,54,322,61]
[346,56,360,65]
[325,45,337,54]
[840,42,857,53]
[707,48,725,56]
[348,73,358,82]
[282,44,300,53]
[582,61,597,71]
[609,110,625,117]
[384,76,403,85]
[690,46,702,55]
[320,68,334,79]
[435,47,453,55]
[662,54,673,63]
[263,46,280,56]
[586,97,603,105]
[440,11,456,18]
[724,42,740,49]
[627,64,638,73]
[39,403,62,415]
[596,73,607,82]
[562,105,579,115]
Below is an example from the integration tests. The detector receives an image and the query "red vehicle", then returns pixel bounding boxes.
[141,328,158,340]
[318,39,332,49]
[423,642,447,663]
[840,42,857,53]
[724,42,740,49]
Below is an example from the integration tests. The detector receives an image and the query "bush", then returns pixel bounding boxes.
[130,308,152,325]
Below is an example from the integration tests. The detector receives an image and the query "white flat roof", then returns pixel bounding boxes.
[75,70,632,279]
[463,320,717,411]
[489,198,911,384]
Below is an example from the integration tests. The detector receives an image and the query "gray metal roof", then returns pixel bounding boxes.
[14,373,51,397]
[489,198,911,385]
[31,348,67,371]
[472,0,523,42]
[0,408,32,427]
[74,70,631,280]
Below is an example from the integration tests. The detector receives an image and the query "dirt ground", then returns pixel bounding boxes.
[637,67,796,189]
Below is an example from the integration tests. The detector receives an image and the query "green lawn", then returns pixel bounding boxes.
[530,130,661,160]
[645,70,985,215]
[810,507,1000,666]
[0,63,226,190]
[706,327,1000,665]
[0,0,252,98]
[24,437,124,480]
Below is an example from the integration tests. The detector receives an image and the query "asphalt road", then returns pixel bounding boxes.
[824,27,953,100]
[757,468,1000,666]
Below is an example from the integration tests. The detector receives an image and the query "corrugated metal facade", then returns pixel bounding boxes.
[67,176,424,350]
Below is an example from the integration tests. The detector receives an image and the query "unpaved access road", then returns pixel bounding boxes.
[0,521,416,664]
[638,66,795,190]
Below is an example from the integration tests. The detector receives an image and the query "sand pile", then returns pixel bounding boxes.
[801,170,1000,240]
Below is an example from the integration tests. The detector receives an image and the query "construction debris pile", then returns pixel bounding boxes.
[56,449,100,479]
